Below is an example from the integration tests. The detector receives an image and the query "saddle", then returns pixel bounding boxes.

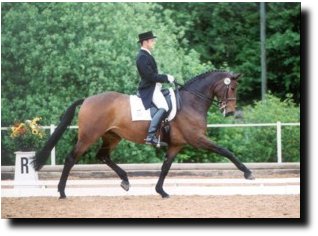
[130,88,181,122]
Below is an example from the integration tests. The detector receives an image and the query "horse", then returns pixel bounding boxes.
[32,70,255,199]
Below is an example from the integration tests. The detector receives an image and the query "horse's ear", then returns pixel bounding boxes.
[232,73,241,80]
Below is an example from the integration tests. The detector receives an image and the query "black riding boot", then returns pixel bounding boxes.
[145,109,167,147]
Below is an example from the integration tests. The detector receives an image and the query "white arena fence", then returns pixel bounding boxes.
[1,122,300,165]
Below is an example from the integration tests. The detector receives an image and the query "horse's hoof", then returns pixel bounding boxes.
[156,186,170,198]
[161,193,170,198]
[58,189,66,199]
[244,172,255,180]
[159,190,170,198]
[121,180,130,191]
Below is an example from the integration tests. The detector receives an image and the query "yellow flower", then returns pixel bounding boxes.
[10,117,45,139]
[25,117,44,138]
[10,123,26,138]
[31,117,41,126]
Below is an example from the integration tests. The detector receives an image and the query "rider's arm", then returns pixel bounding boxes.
[136,55,169,83]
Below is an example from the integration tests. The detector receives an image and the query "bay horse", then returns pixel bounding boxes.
[33,71,255,199]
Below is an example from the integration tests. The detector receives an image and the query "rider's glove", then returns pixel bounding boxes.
[167,75,175,83]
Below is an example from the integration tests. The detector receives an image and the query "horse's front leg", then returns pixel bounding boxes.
[156,145,182,198]
[195,136,255,180]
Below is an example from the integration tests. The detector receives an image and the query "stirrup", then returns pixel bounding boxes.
[144,135,167,148]
[155,135,168,148]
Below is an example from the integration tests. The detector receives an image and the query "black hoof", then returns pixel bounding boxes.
[58,189,66,199]
[59,192,66,199]
[121,180,130,191]
[161,193,170,198]
[156,186,170,198]
[244,172,255,180]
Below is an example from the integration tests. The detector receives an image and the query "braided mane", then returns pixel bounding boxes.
[182,70,232,89]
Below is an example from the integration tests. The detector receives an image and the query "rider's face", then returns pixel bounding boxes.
[143,38,156,50]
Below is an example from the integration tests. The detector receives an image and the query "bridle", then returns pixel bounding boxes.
[176,78,237,115]
[218,82,237,116]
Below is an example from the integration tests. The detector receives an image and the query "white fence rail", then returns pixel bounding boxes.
[207,122,300,163]
[2,122,300,165]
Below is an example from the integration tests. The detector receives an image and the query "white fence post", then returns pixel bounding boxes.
[276,121,282,163]
[50,124,56,166]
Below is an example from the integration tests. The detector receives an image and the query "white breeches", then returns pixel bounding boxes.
[152,83,169,112]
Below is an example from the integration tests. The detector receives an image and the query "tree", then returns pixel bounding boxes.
[159,2,300,103]
[266,3,300,102]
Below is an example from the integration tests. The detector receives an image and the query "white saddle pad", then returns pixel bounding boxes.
[130,88,177,121]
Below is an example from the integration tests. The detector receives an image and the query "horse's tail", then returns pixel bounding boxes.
[32,98,85,171]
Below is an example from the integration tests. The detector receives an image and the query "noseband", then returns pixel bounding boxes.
[218,82,237,116]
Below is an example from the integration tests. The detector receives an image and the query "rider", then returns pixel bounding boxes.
[136,31,175,146]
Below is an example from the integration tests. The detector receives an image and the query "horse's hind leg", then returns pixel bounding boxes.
[58,140,92,199]
[97,132,130,191]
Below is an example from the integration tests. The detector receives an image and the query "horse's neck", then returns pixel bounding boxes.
[180,89,213,116]
[180,74,221,117]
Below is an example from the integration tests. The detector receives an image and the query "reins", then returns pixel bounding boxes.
[175,81,212,101]
[174,81,236,109]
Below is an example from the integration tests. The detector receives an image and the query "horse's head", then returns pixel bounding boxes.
[181,71,241,116]
[213,73,241,117]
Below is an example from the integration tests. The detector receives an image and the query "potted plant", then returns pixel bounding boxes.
[9,117,45,187]
[10,117,45,155]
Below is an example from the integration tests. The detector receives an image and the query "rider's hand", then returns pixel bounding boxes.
[167,75,175,83]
